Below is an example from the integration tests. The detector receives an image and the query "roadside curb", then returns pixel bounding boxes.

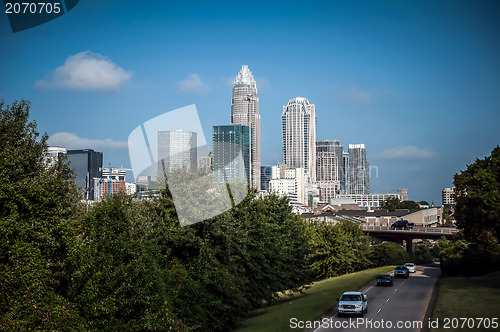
[419,266,441,332]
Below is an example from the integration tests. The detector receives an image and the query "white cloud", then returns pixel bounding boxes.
[48,132,128,150]
[342,87,372,103]
[179,74,209,94]
[36,51,131,91]
[256,77,270,92]
[375,146,436,160]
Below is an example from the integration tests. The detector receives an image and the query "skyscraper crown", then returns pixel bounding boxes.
[234,65,255,85]
[287,97,310,105]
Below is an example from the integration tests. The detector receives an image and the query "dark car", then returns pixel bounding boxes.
[394,265,410,278]
[376,274,393,286]
[391,220,415,230]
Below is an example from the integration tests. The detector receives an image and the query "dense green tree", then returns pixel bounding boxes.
[413,244,434,264]
[381,197,420,211]
[453,146,500,252]
[367,242,410,266]
[0,100,83,330]
[68,195,177,331]
[232,194,313,307]
[309,220,371,278]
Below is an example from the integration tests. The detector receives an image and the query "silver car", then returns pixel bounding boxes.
[405,262,416,273]
[337,291,368,317]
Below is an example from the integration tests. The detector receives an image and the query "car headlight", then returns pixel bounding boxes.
[355,304,362,308]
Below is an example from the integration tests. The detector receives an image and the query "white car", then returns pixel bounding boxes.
[337,291,368,317]
[405,262,416,273]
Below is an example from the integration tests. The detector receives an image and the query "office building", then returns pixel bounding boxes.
[93,167,134,202]
[342,151,349,193]
[315,140,343,202]
[269,166,309,206]
[212,124,251,184]
[347,144,370,195]
[336,193,403,209]
[282,97,316,181]
[45,146,67,167]
[198,155,212,170]
[230,65,261,190]
[316,140,343,182]
[442,187,456,205]
[260,166,273,191]
[67,149,103,200]
[397,188,408,201]
[313,180,341,203]
[157,130,197,176]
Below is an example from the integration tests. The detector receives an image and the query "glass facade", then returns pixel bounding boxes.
[347,144,370,195]
[212,125,251,185]
[157,130,197,176]
[66,149,103,200]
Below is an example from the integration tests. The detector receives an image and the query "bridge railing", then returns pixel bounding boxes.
[361,225,459,235]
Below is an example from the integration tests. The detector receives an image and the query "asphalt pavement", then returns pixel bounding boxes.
[306,264,441,332]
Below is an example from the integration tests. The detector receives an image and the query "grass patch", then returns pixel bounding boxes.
[236,266,394,332]
[431,271,500,332]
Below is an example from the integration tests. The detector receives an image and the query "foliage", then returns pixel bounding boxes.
[413,244,434,264]
[68,195,177,331]
[380,197,420,211]
[0,100,83,330]
[367,242,410,266]
[309,220,371,278]
[453,146,500,252]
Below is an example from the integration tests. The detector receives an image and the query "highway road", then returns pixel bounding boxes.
[307,264,441,332]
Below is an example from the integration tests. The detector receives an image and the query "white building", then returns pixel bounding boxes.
[269,165,309,206]
[335,193,403,209]
[44,146,67,167]
[230,65,261,190]
[282,97,316,182]
[198,155,212,170]
[313,180,341,203]
[442,187,456,205]
[125,182,137,196]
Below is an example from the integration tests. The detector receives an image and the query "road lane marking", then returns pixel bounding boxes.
[365,286,373,293]
[377,308,382,313]
[312,313,337,332]
[394,288,398,292]
[386,298,389,302]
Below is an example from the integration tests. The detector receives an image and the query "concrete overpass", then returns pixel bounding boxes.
[361,225,459,258]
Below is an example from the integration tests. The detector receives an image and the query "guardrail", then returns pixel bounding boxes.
[361,225,459,235]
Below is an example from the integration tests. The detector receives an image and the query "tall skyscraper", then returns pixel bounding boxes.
[316,140,343,182]
[347,144,370,195]
[212,125,251,185]
[157,130,197,176]
[282,97,316,181]
[230,65,261,190]
[66,149,103,200]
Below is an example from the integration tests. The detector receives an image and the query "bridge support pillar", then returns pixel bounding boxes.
[405,238,413,260]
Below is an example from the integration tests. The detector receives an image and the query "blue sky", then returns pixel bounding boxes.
[1,0,499,204]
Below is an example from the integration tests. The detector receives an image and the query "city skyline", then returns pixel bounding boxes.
[1,0,499,204]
